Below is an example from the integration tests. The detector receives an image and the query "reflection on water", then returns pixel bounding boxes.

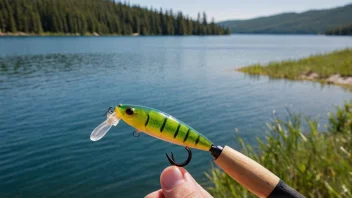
[0,53,122,75]
[1,35,352,198]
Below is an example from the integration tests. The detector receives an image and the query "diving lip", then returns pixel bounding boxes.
[90,112,120,141]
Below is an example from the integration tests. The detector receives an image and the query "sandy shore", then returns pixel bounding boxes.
[300,72,352,86]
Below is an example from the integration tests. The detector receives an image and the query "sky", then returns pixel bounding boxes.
[128,0,352,22]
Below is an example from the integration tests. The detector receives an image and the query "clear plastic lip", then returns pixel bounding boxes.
[90,112,120,141]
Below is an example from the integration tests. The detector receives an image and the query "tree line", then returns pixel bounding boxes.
[0,0,230,35]
[326,24,352,35]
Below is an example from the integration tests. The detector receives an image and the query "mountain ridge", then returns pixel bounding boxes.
[218,4,352,34]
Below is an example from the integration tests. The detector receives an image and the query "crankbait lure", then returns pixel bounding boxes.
[90,104,214,166]
[90,104,305,198]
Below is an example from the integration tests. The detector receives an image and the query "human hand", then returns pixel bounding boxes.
[145,166,213,198]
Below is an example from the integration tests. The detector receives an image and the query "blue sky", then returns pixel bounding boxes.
[128,0,351,22]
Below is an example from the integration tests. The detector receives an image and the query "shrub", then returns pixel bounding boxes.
[207,101,352,198]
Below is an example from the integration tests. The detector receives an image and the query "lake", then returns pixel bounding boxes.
[1,35,352,197]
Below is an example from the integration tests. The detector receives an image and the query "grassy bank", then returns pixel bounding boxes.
[237,49,352,87]
[206,101,352,197]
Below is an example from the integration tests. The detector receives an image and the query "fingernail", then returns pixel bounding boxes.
[161,166,185,191]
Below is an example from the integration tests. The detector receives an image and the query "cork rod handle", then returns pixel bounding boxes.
[213,146,305,198]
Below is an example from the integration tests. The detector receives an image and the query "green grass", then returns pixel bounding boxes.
[206,101,352,198]
[238,49,352,79]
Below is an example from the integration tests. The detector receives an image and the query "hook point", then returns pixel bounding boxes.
[165,147,192,167]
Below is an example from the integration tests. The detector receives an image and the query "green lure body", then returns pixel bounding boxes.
[115,104,213,151]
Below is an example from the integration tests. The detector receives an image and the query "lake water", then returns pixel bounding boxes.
[1,35,352,197]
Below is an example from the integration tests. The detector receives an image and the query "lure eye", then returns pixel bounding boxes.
[125,107,134,115]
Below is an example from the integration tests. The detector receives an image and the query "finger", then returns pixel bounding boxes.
[160,166,206,198]
[145,189,165,198]
[181,168,213,198]
[197,184,213,198]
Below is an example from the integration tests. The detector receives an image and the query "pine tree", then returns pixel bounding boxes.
[197,12,201,34]
[202,12,208,34]
[225,27,231,35]
[124,23,132,35]
[159,8,166,35]
[132,15,140,34]
[202,12,207,25]
[6,0,17,32]
[176,12,184,35]
[0,12,5,32]
[210,17,216,35]
[186,17,192,35]
[167,12,174,35]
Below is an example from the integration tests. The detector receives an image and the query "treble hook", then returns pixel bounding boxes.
[106,106,115,117]
[165,147,192,167]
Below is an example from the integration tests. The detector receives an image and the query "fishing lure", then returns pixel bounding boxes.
[90,104,214,166]
[90,104,305,198]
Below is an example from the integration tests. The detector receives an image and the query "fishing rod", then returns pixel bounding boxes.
[90,104,305,198]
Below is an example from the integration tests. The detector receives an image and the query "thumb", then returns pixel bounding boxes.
[160,166,212,198]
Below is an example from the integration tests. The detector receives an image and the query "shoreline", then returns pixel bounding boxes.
[299,72,352,86]
[0,32,231,37]
[237,49,352,88]
[0,32,112,37]
[236,68,352,87]
[1,32,350,37]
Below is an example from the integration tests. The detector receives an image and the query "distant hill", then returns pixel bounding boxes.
[218,4,352,34]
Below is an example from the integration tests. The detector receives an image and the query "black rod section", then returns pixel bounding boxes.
[209,145,223,159]
[268,180,305,198]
